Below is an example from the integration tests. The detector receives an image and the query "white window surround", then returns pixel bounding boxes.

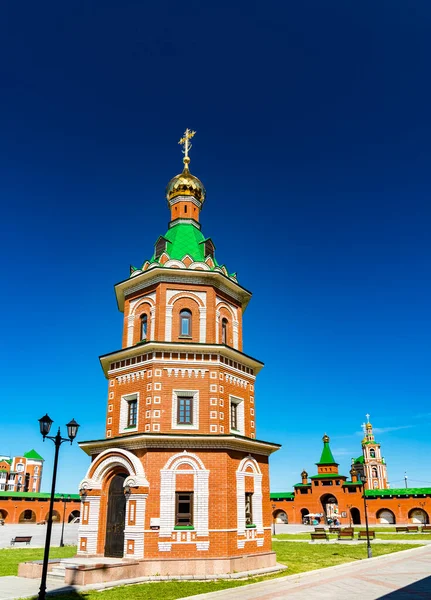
[119,393,139,433]
[165,289,207,343]
[16,464,24,472]
[159,451,209,538]
[230,395,245,435]
[171,390,199,430]
[236,457,264,535]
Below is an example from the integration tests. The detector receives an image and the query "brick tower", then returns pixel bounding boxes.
[353,414,388,490]
[77,130,280,576]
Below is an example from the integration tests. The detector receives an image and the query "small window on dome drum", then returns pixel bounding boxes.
[204,239,215,258]
[155,237,167,259]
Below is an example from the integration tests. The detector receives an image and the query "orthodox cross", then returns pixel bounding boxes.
[361,422,367,435]
[178,128,196,159]
[365,413,370,423]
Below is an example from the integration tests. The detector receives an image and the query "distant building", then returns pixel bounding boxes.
[0,449,44,493]
[0,491,81,524]
[270,418,430,526]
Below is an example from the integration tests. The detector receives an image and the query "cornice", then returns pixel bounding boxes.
[114,268,251,313]
[79,433,281,457]
[99,341,264,377]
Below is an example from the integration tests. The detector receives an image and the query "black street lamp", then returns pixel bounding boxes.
[37,415,80,600]
[59,494,71,548]
[360,474,372,558]
[271,503,276,536]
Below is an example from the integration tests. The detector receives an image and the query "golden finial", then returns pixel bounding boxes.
[178,128,196,170]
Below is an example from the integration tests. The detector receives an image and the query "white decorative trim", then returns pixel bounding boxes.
[165,367,208,378]
[116,370,146,385]
[159,451,209,542]
[165,306,173,342]
[199,307,207,343]
[236,457,263,536]
[80,447,149,490]
[230,395,245,436]
[77,496,100,555]
[124,493,147,559]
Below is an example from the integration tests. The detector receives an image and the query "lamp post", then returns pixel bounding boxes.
[59,494,71,547]
[347,504,352,528]
[37,414,80,600]
[271,503,276,536]
[360,474,372,558]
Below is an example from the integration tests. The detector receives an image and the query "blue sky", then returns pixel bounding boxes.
[0,1,430,493]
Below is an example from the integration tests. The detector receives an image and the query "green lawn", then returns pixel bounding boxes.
[0,546,77,577]
[2,542,420,600]
[275,532,431,541]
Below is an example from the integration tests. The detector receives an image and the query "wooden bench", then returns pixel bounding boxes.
[329,527,341,533]
[396,526,408,532]
[314,527,326,533]
[11,536,32,546]
[310,532,329,541]
[421,525,431,532]
[358,530,376,540]
[338,530,354,540]
[407,526,419,533]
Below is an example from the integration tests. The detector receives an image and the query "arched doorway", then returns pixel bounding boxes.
[68,510,80,523]
[105,473,127,558]
[350,507,361,525]
[300,508,309,523]
[377,508,396,524]
[321,494,339,523]
[273,510,288,524]
[19,510,36,523]
[0,509,8,521]
[409,508,429,524]
[45,510,61,522]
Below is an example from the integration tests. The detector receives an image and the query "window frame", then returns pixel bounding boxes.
[179,309,192,337]
[140,314,148,340]
[221,318,228,344]
[230,401,238,431]
[175,491,194,527]
[172,390,199,430]
[120,392,139,432]
[127,398,138,428]
[177,395,193,425]
[245,491,253,526]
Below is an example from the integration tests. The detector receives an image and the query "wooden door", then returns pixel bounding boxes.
[105,473,126,557]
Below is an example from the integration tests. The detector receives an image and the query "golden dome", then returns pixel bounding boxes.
[166,157,206,204]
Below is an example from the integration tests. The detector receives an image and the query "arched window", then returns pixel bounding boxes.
[141,314,148,340]
[180,310,192,337]
[370,448,376,458]
[222,318,228,344]
[372,467,378,478]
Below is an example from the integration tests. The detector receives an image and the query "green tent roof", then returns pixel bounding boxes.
[354,455,364,464]
[23,449,44,461]
[316,437,338,465]
[132,222,236,278]
[155,224,217,264]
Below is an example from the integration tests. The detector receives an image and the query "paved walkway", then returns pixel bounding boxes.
[0,544,430,599]
[176,545,431,600]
